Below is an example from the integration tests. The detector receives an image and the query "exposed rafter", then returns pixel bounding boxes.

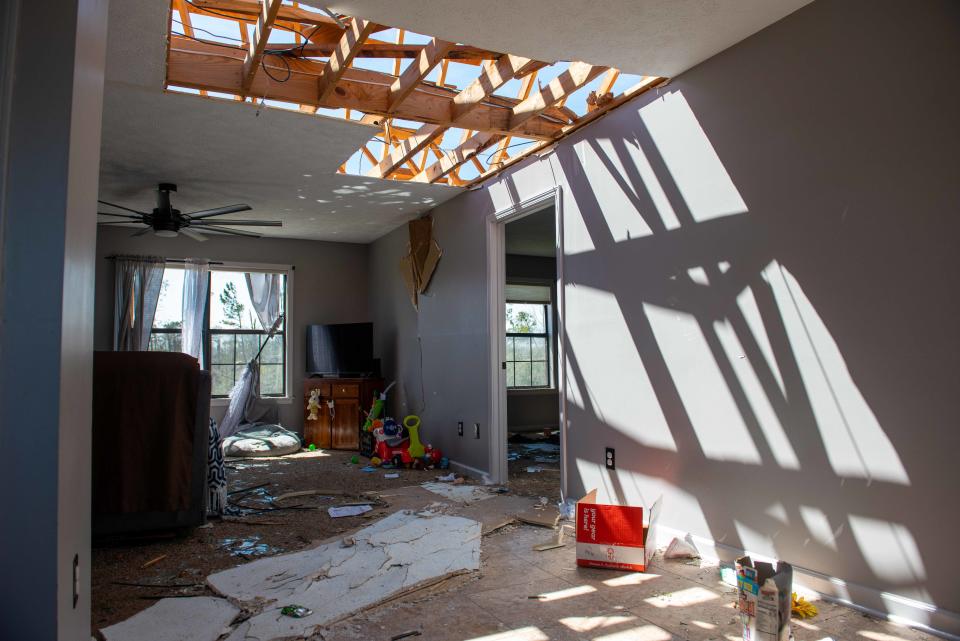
[165,4,665,187]
[241,0,284,92]
[368,124,447,178]
[316,17,377,102]
[510,61,608,131]
[387,37,455,113]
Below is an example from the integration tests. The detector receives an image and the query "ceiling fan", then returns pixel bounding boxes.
[97,183,281,241]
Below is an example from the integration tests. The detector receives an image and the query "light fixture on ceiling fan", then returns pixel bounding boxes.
[97,183,281,241]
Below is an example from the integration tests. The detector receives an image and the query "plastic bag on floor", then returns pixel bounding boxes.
[664,534,700,559]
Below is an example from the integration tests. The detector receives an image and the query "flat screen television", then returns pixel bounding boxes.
[306,322,374,376]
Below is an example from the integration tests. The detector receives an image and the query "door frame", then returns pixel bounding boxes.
[485,186,567,493]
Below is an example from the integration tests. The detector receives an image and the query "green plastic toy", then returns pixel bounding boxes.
[350,455,359,464]
[404,415,425,459]
[308,443,316,451]
[363,381,396,431]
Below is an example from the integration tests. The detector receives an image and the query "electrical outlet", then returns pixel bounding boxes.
[457,421,464,437]
[605,447,616,470]
[474,422,481,439]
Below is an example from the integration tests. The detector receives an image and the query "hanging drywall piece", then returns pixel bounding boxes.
[399,216,443,310]
[208,510,480,640]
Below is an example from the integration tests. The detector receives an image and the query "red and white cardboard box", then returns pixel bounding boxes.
[575,489,661,572]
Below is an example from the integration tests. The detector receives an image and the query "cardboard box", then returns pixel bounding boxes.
[575,490,661,571]
[736,556,792,641]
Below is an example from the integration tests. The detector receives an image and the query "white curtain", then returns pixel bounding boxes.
[181,259,209,364]
[220,272,284,438]
[113,255,165,351]
[245,272,282,330]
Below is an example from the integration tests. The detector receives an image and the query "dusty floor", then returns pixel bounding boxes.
[91,450,443,631]
[93,449,938,641]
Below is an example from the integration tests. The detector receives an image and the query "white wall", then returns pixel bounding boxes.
[0,1,108,639]
[368,0,960,631]
[95,227,370,432]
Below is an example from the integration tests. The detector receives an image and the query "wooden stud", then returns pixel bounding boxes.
[387,38,455,113]
[242,0,284,92]
[167,39,563,139]
[491,70,538,164]
[316,18,377,103]
[510,61,607,131]
[393,29,405,77]
[368,123,447,178]
[412,132,501,183]
[190,0,339,26]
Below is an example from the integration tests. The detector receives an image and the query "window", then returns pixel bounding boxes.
[150,264,289,399]
[505,283,553,389]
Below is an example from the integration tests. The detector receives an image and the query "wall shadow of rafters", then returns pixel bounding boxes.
[489,87,958,623]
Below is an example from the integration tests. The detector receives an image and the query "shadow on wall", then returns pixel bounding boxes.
[493,88,958,626]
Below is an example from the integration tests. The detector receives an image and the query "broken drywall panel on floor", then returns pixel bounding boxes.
[420,482,495,504]
[100,596,239,641]
[208,510,481,640]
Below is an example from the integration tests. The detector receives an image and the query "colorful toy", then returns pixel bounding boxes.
[370,456,382,466]
[371,414,442,468]
[306,388,321,421]
[405,415,425,459]
[363,381,396,431]
[350,455,359,464]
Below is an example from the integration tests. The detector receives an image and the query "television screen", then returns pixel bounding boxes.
[306,323,373,375]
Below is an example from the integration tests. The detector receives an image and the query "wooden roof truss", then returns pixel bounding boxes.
[165,0,667,187]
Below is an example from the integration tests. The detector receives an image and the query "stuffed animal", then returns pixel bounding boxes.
[306,388,321,421]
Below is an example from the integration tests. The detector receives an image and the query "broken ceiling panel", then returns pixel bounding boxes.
[208,510,481,640]
[100,596,239,641]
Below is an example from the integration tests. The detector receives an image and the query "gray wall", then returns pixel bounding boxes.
[505,254,559,433]
[367,0,960,628]
[95,227,369,432]
[0,1,108,639]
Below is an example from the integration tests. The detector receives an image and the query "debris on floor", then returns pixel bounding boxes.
[327,504,373,518]
[515,505,560,529]
[420,481,494,504]
[100,596,238,641]
[208,510,481,640]
[664,533,700,559]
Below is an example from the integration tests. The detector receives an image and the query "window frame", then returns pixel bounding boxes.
[149,260,294,405]
[505,282,555,390]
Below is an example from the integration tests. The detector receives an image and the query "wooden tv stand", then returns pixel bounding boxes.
[303,377,384,450]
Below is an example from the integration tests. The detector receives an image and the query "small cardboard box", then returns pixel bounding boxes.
[736,556,792,641]
[575,490,661,572]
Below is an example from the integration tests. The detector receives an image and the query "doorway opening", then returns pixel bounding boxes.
[486,187,565,502]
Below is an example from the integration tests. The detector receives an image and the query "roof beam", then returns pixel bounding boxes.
[316,17,377,102]
[510,61,607,131]
[367,124,447,178]
[387,38,455,113]
[242,0,284,92]
[190,0,339,26]
[412,132,502,183]
[167,39,564,139]
[451,55,545,124]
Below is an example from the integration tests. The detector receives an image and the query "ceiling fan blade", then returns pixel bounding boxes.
[189,219,282,227]
[98,200,148,215]
[185,204,252,220]
[98,212,144,220]
[131,227,152,237]
[179,227,208,242]
[199,226,262,238]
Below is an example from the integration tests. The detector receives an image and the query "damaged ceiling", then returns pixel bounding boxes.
[322,0,813,77]
[99,0,460,242]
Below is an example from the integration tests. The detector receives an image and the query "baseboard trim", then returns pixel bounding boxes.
[449,459,489,483]
[655,524,960,640]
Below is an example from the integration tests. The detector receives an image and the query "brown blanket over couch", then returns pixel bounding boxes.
[92,351,210,534]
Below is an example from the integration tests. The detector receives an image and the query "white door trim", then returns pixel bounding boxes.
[486,186,566,490]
